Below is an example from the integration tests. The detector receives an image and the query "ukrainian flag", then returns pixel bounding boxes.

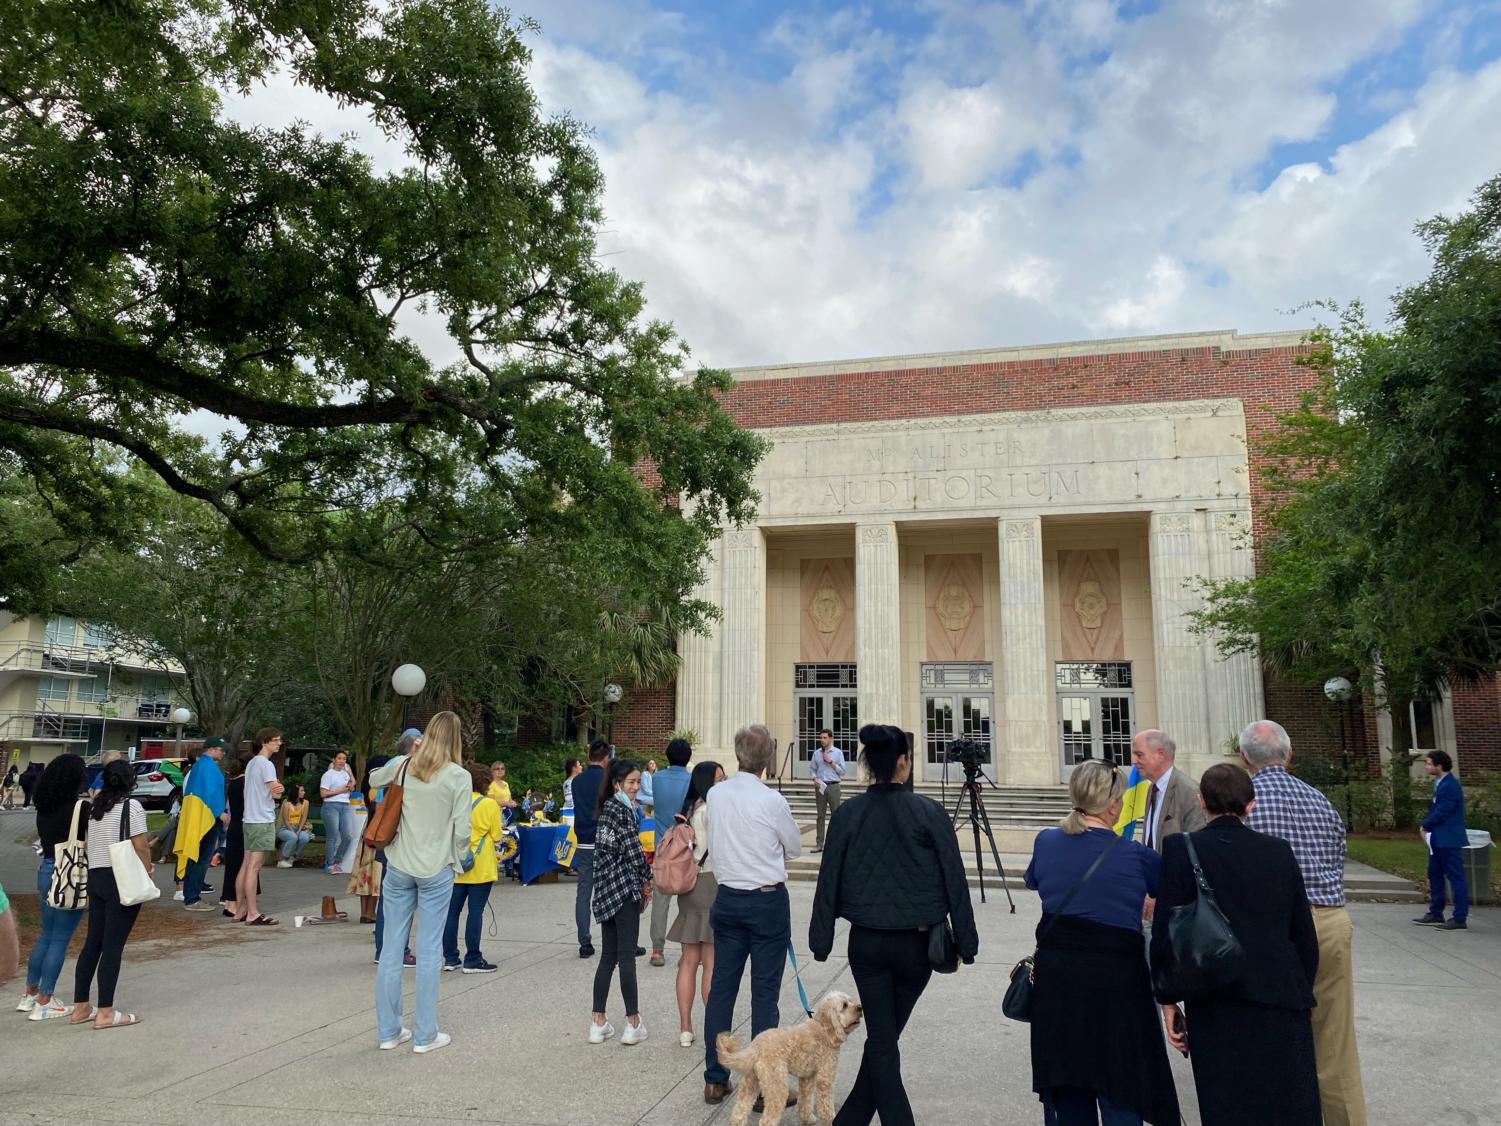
[1113,764,1151,840]
[172,755,226,878]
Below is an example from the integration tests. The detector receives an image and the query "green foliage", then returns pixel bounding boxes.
[0,0,764,588]
[668,728,701,748]
[490,743,577,805]
[1193,174,1501,709]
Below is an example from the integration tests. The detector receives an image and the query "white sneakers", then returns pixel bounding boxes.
[378,1028,412,1050]
[588,1020,615,1044]
[16,994,36,1013]
[28,1000,70,1022]
[276,860,293,869]
[412,1032,451,1054]
[621,1020,648,1046]
[679,1030,695,1047]
[172,890,184,901]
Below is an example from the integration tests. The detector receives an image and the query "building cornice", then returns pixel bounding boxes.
[724,328,1312,384]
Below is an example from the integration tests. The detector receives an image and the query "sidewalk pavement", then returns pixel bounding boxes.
[1,853,1497,1126]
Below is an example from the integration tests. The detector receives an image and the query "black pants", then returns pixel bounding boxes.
[73,868,142,1009]
[834,924,933,1126]
[592,906,641,1014]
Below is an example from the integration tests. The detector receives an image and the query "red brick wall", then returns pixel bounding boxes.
[1261,675,1381,777]
[610,682,676,755]
[1452,676,1501,774]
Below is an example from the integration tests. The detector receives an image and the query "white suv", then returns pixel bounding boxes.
[131,759,183,809]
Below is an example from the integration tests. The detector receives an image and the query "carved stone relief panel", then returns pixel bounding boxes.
[800,557,855,662]
[1058,549,1124,660]
[924,553,986,661]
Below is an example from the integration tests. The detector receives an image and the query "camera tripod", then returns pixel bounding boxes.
[948,763,1016,911]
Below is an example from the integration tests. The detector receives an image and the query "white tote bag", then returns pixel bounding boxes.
[109,798,161,907]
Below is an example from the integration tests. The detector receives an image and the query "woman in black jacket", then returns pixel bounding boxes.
[1151,764,1319,1126]
[810,723,977,1126]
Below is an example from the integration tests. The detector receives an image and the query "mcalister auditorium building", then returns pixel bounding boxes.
[604,329,1501,785]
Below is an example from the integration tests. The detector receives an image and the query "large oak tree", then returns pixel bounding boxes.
[1,0,763,600]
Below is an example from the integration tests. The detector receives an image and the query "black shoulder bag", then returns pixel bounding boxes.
[1153,832,1245,998]
[1002,833,1121,1022]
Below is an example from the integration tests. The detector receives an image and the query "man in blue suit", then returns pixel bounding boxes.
[1414,750,1469,931]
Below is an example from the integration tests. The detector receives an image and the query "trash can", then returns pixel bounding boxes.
[1464,829,1493,905]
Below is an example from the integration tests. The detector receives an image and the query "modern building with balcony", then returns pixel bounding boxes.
[0,613,190,767]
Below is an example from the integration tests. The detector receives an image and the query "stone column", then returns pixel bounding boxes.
[856,522,901,728]
[1204,509,1265,754]
[1149,511,1213,764]
[675,535,723,754]
[718,526,767,749]
[999,516,1052,784]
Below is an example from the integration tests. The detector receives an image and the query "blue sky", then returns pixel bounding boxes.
[228,1,1501,371]
[495,0,1501,368]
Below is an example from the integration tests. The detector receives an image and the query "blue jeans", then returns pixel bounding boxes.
[321,803,351,868]
[373,851,411,961]
[375,863,453,1046]
[573,846,595,944]
[703,884,791,1086]
[183,824,220,905]
[27,860,86,996]
[1428,846,1469,922]
[443,881,492,966]
[1042,1087,1141,1125]
[278,827,312,860]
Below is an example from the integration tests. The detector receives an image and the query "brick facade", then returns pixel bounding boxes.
[1452,676,1501,774]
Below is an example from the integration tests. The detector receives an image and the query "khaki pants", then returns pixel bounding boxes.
[1311,906,1366,1126]
[816,782,842,846]
[649,888,674,954]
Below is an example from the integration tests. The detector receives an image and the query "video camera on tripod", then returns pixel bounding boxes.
[945,737,989,775]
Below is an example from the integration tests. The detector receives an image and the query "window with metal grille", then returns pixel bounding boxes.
[1055,661,1133,690]
[794,663,857,690]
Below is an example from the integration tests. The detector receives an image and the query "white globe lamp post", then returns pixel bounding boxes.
[1323,676,1355,830]
[392,664,427,729]
[171,706,193,759]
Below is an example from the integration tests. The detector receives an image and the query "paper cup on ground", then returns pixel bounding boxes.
[294,915,306,927]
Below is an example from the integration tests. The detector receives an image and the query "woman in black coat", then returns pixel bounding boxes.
[810,724,978,1126]
[1024,760,1179,1126]
[1151,764,1320,1126]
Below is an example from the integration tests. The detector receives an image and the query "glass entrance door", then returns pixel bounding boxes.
[793,664,858,780]
[1055,662,1135,779]
[920,663,994,782]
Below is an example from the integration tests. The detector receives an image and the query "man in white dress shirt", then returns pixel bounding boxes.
[701,724,802,1105]
[808,727,846,853]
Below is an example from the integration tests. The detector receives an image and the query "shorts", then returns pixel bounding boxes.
[243,821,276,854]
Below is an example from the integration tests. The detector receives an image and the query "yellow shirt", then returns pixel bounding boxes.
[487,780,512,806]
[281,801,308,831]
[456,793,503,885]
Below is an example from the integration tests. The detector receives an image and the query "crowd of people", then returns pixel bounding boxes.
[8,709,1476,1126]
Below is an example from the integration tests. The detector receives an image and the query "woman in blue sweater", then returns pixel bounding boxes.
[1024,760,1178,1126]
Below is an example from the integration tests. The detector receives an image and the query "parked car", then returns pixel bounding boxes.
[131,758,185,809]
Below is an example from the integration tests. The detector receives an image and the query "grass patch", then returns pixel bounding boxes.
[1348,834,1499,902]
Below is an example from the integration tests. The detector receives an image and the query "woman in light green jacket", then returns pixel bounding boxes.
[369,711,471,1054]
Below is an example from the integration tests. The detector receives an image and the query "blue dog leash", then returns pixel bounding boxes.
[787,942,814,1017]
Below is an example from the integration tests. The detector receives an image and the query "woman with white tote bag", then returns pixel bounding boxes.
[71,760,156,1029]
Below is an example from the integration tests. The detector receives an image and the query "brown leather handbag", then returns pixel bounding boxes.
[362,759,409,850]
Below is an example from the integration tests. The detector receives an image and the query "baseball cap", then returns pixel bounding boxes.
[401,728,422,739]
[202,737,227,749]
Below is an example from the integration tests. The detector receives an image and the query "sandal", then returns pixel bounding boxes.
[69,1007,95,1026]
[245,915,280,927]
[94,1011,141,1029]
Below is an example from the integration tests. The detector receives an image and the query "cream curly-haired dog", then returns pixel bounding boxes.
[715,991,864,1126]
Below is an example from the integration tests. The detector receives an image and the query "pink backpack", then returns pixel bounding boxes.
[653,809,705,896]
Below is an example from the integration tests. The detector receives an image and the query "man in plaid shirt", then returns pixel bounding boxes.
[1242,720,1367,1126]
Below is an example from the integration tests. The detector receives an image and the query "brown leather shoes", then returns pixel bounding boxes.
[704,1082,734,1104]
[754,1092,797,1113]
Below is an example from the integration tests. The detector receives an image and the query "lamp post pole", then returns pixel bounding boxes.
[1324,677,1355,831]
[603,683,623,749]
[171,707,193,760]
[391,664,427,732]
